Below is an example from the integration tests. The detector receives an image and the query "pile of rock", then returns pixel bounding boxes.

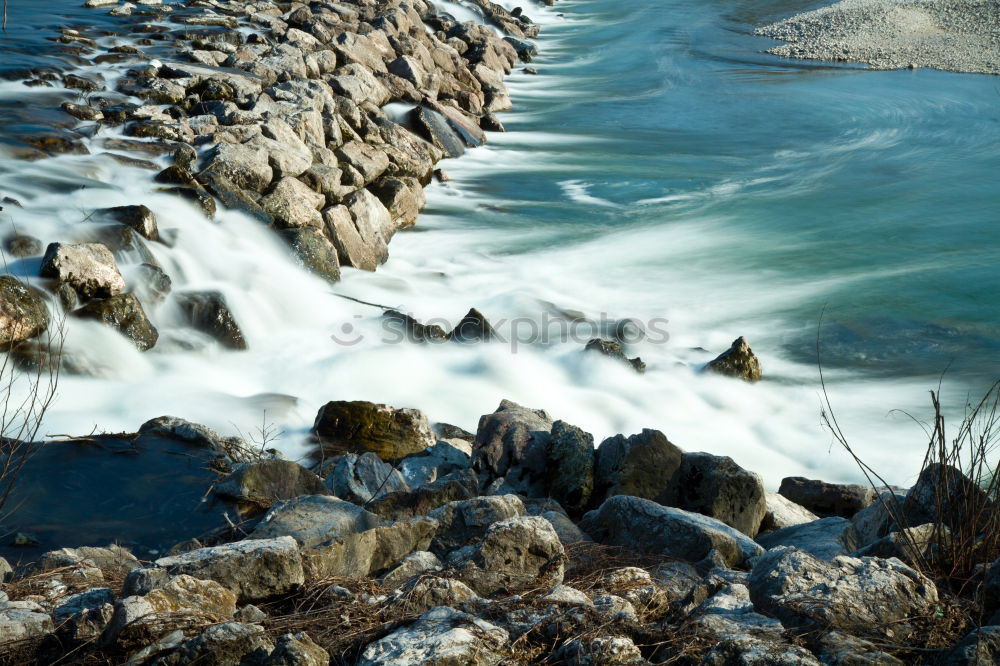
[2,0,539,356]
[3,398,996,664]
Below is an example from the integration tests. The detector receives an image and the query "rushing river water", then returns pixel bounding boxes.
[0,0,997,490]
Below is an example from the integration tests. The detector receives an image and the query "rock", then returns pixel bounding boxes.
[593,428,683,507]
[98,205,158,241]
[983,557,1000,617]
[312,400,435,461]
[250,495,383,550]
[139,622,274,666]
[706,336,762,382]
[428,494,525,557]
[811,631,905,665]
[541,584,592,606]
[0,556,11,582]
[40,242,125,299]
[4,234,43,257]
[380,551,443,589]
[448,307,495,342]
[200,141,273,193]
[942,626,1000,665]
[369,176,425,229]
[52,587,115,642]
[472,399,553,497]
[133,263,173,304]
[447,515,565,596]
[329,64,391,107]
[0,276,49,347]
[366,469,478,521]
[323,204,383,271]
[278,228,341,283]
[759,492,819,533]
[123,568,171,597]
[757,517,860,560]
[544,420,594,514]
[580,495,764,568]
[408,105,465,158]
[851,489,907,546]
[778,477,876,518]
[175,291,247,350]
[853,522,951,566]
[214,460,329,508]
[336,142,391,188]
[76,293,159,351]
[748,547,938,636]
[0,600,53,648]
[262,632,330,666]
[398,439,472,488]
[592,593,637,620]
[154,537,305,603]
[137,416,248,461]
[198,171,274,224]
[358,606,508,666]
[326,452,410,504]
[261,177,325,230]
[676,452,767,537]
[539,510,590,545]
[41,544,140,574]
[391,577,480,615]
[701,635,821,665]
[902,463,992,531]
[554,637,645,665]
[584,338,646,373]
[343,188,394,258]
[298,516,438,580]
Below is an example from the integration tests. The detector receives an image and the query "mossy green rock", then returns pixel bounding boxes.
[312,400,435,462]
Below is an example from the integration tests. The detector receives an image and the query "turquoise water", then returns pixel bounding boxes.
[0,0,996,488]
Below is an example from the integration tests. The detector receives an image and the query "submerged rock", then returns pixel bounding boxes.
[705,336,762,382]
[175,291,247,350]
[448,307,496,342]
[585,338,646,373]
[76,293,159,351]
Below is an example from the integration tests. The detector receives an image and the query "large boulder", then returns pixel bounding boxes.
[705,336,762,382]
[580,495,764,568]
[325,452,410,504]
[545,420,594,515]
[52,588,115,642]
[41,544,140,574]
[0,276,49,347]
[593,429,683,507]
[264,632,330,666]
[323,204,384,271]
[76,293,158,351]
[297,516,438,580]
[983,557,1000,618]
[214,460,329,507]
[312,400,434,461]
[154,537,304,603]
[427,494,525,557]
[851,489,907,546]
[902,463,992,530]
[472,399,553,497]
[98,204,158,241]
[175,291,247,350]
[756,517,859,561]
[40,242,125,299]
[749,547,938,637]
[778,477,876,518]
[675,452,766,537]
[446,515,565,596]
[278,228,341,283]
[358,606,508,666]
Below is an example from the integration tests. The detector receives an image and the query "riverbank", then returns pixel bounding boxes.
[1,399,998,664]
[757,0,1000,75]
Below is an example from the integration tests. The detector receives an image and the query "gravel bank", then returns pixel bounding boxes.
[756,0,1000,75]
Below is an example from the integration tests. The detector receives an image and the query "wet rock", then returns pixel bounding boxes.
[132,263,172,304]
[580,495,765,568]
[154,166,197,186]
[585,338,646,373]
[593,428,683,507]
[98,204,158,241]
[312,400,435,461]
[382,310,449,346]
[175,291,247,350]
[545,420,594,514]
[706,336,762,382]
[278,228,341,283]
[449,307,495,342]
[472,399,552,497]
[4,234,43,258]
[749,547,938,636]
[676,452,766,537]
[40,242,125,299]
[0,276,49,347]
[447,516,566,596]
[76,293,159,351]
[137,415,249,462]
[326,452,410,504]
[778,477,876,518]
[250,495,383,549]
[358,606,508,666]
[409,105,465,158]
[154,537,305,603]
[61,101,104,122]
[757,517,860,561]
[261,177,325,230]
[759,492,819,533]
[428,494,525,557]
[138,621,274,666]
[323,204,382,271]
[214,460,329,508]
